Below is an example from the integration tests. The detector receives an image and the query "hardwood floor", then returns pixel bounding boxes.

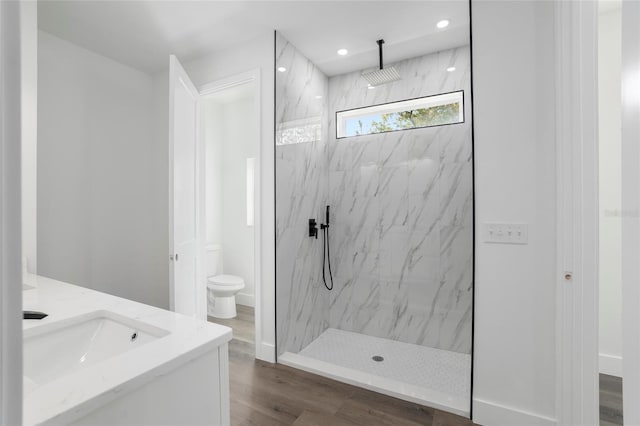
[600,374,623,426]
[210,306,476,426]
[208,304,255,343]
[211,307,625,425]
[228,339,474,426]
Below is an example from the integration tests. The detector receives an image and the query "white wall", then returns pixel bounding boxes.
[222,97,256,305]
[0,1,24,423]
[472,1,557,425]
[151,68,170,307]
[38,31,168,308]
[598,5,623,378]
[155,33,275,360]
[621,1,640,423]
[204,94,257,306]
[21,1,37,275]
[204,101,223,246]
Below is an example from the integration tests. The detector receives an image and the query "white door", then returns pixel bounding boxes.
[169,55,205,320]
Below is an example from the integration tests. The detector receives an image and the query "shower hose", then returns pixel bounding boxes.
[322,224,334,291]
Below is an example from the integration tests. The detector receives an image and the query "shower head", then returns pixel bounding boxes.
[362,68,401,87]
[362,39,401,87]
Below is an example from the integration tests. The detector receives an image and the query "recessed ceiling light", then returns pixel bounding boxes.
[437,19,450,29]
[337,48,349,56]
[315,95,323,99]
[277,66,287,73]
[447,66,456,72]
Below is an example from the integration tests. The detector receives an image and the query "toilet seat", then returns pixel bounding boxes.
[207,274,244,287]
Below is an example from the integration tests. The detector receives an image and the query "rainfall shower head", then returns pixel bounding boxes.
[362,39,401,87]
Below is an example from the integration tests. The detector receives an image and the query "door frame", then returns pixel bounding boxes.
[198,69,263,359]
[555,1,600,425]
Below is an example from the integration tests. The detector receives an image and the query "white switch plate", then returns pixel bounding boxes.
[484,223,528,244]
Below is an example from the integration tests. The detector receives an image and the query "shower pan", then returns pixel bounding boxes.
[274,4,474,416]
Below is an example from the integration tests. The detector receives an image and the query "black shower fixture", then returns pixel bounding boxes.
[361,39,401,87]
[309,218,318,239]
[309,207,334,290]
[320,205,334,291]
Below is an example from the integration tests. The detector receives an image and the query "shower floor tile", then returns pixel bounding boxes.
[279,328,471,416]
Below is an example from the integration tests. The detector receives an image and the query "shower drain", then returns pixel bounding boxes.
[371,355,384,362]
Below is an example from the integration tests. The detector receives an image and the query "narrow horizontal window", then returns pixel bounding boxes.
[336,90,464,139]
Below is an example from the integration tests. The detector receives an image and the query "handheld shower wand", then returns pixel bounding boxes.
[320,205,334,291]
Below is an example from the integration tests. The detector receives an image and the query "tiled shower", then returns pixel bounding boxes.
[275,30,473,415]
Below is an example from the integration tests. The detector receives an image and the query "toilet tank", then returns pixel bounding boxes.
[205,244,223,277]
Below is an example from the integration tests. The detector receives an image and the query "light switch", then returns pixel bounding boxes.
[484,223,528,244]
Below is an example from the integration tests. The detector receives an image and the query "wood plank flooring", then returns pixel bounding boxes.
[228,339,474,426]
[209,306,476,426]
[208,304,255,343]
[600,374,623,426]
[210,307,626,426]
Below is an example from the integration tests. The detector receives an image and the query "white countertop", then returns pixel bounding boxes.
[22,274,232,425]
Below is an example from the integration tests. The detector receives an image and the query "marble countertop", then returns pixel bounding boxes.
[22,274,232,425]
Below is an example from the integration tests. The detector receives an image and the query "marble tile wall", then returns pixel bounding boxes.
[275,40,473,356]
[327,46,473,354]
[275,33,330,355]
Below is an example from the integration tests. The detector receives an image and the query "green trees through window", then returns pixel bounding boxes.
[363,103,460,135]
[338,91,464,138]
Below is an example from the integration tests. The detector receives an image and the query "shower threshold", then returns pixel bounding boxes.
[278,328,470,417]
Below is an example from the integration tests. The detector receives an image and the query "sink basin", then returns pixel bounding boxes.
[23,310,169,395]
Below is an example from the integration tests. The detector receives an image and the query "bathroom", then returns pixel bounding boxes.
[0,1,636,425]
[16,1,477,417]
[203,77,259,340]
[275,20,473,414]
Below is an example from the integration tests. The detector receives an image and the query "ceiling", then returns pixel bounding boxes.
[38,1,470,76]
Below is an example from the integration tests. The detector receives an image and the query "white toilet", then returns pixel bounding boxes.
[206,244,245,319]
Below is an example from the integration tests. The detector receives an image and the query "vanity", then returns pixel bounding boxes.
[22,274,232,426]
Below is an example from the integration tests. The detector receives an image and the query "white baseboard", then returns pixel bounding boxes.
[256,342,275,363]
[599,353,622,377]
[236,292,254,308]
[473,399,556,426]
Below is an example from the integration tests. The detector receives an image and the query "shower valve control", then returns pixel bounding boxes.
[309,219,318,239]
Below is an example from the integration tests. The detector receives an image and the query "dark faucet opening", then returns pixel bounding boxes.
[23,311,48,320]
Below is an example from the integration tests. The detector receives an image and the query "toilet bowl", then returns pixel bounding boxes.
[207,274,245,319]
[205,244,245,319]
